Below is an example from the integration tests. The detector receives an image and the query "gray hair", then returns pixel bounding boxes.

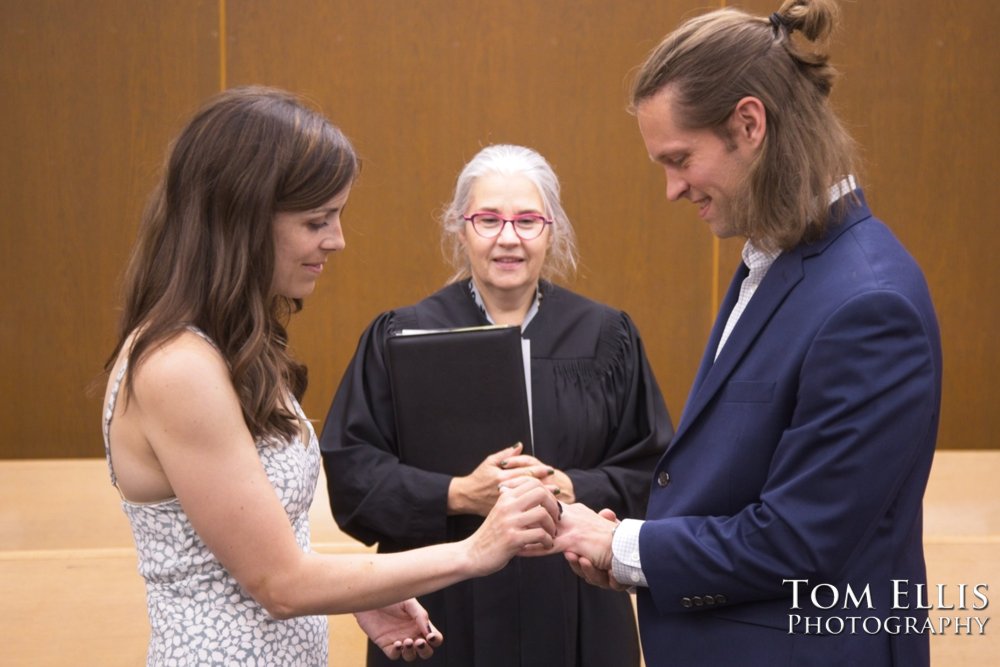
[440,144,578,283]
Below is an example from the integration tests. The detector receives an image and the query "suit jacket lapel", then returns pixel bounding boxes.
[667,189,873,451]
[679,262,746,422]
[670,253,804,447]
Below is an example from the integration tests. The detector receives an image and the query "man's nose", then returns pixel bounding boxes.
[665,172,688,201]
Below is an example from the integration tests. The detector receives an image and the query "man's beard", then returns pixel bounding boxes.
[719,176,754,240]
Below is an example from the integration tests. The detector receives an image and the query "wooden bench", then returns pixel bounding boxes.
[1,452,997,665]
[0,459,372,665]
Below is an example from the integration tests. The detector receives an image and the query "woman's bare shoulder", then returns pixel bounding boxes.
[130,330,233,409]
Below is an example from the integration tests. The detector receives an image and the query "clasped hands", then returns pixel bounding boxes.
[448,441,575,516]
[368,444,626,661]
[549,504,632,593]
[452,442,628,591]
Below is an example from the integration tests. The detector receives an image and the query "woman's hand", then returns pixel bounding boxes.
[448,442,574,516]
[354,598,443,661]
[463,476,561,576]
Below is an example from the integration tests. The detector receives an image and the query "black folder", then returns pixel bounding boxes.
[385,325,533,476]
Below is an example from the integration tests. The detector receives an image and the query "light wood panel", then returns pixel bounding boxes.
[0,459,373,666]
[923,451,1000,663]
[2,453,995,665]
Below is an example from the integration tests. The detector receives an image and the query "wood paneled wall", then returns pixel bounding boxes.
[1,1,997,459]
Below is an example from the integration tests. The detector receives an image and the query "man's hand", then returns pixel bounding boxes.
[550,506,631,591]
[564,552,632,592]
[547,503,616,567]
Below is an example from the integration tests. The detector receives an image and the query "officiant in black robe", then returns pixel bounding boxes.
[320,145,673,667]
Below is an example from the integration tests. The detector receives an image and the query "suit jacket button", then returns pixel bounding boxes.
[657,471,671,487]
[681,597,693,608]
[692,595,704,607]
[714,594,727,605]
[704,595,716,606]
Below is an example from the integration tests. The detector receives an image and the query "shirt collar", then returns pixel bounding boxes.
[829,175,857,203]
[468,280,541,331]
[742,240,781,274]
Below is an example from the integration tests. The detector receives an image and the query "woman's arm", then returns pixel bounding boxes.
[131,334,559,619]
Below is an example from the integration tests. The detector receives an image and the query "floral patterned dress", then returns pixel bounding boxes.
[103,330,328,666]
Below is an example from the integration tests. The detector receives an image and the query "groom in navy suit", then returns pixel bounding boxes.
[552,4,942,666]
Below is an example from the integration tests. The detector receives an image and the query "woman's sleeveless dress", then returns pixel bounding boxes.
[102,332,328,666]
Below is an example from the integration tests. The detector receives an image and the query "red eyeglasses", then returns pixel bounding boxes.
[462,212,553,240]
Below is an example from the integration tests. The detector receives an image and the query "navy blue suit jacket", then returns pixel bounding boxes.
[637,191,942,666]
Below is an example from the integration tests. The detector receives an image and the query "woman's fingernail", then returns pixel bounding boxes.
[553,488,561,495]
[546,468,555,476]
[499,460,508,468]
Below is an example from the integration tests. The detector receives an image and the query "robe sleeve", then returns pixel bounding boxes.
[564,310,674,519]
[318,311,454,548]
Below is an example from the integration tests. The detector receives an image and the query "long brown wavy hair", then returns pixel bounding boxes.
[630,0,859,251]
[105,86,358,443]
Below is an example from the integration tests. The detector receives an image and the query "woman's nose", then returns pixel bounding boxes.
[496,220,521,243]
[321,223,346,252]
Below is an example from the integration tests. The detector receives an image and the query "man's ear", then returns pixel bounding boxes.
[728,96,767,149]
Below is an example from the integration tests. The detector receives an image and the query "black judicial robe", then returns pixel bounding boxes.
[320,280,674,667]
